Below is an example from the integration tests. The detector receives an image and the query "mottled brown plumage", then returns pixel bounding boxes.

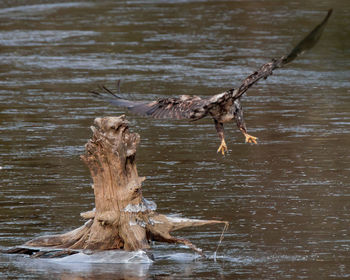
[92,9,332,155]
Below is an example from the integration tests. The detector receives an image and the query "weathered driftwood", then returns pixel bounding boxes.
[4,115,227,258]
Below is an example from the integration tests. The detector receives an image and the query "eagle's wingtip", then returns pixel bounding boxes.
[325,9,333,21]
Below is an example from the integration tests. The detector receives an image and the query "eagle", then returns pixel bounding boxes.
[92,9,332,155]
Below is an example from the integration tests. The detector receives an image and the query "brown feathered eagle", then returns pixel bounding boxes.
[92,10,332,155]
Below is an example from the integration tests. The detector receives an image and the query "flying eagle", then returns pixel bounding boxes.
[92,10,332,155]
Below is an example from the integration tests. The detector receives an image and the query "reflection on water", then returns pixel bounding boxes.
[1,0,350,279]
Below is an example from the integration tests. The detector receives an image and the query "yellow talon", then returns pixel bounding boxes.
[217,139,228,155]
[244,133,258,144]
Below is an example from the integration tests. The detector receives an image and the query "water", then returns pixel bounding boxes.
[1,0,349,279]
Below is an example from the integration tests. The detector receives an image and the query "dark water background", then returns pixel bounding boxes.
[0,0,349,279]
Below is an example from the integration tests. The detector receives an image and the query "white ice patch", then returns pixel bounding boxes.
[143,198,157,211]
[159,252,201,262]
[124,197,157,213]
[53,250,153,264]
[124,203,147,213]
[149,218,163,224]
[129,218,147,228]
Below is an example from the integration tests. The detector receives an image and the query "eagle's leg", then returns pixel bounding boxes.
[214,120,228,155]
[233,99,258,144]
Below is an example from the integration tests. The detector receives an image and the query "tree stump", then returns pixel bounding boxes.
[3,116,227,258]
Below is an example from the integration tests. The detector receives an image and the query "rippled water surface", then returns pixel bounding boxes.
[1,0,349,279]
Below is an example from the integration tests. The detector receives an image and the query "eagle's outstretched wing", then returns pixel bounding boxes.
[231,9,332,101]
[92,87,211,121]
